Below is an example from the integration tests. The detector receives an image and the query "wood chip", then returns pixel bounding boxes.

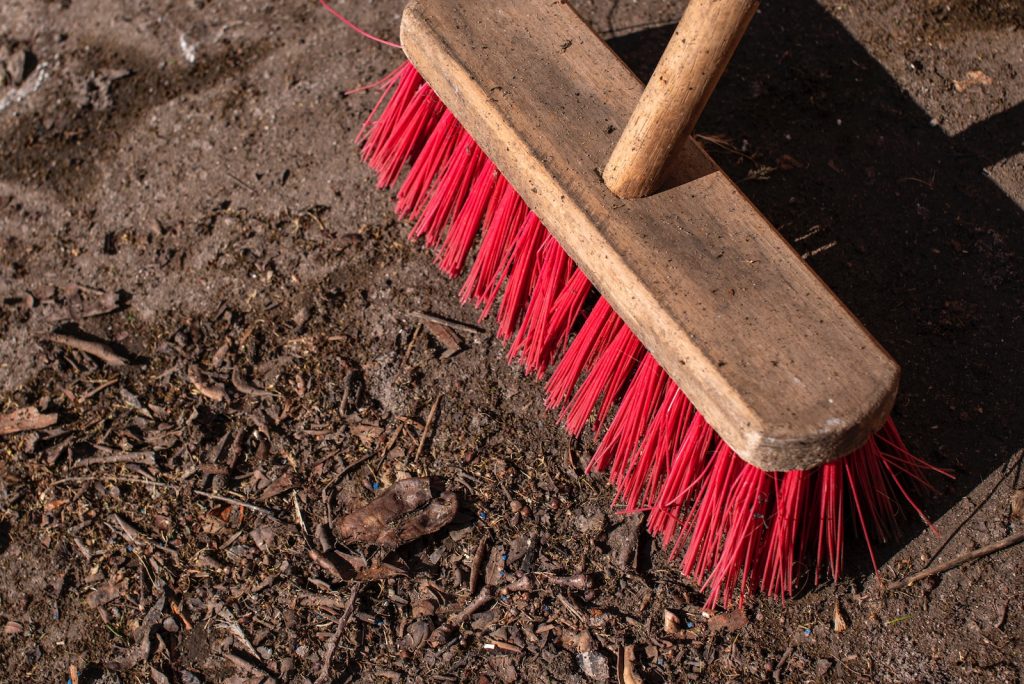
[0,406,58,435]
[708,608,748,633]
[48,331,129,366]
[231,367,272,397]
[188,366,227,402]
[833,601,848,633]
[618,643,642,684]
[423,320,463,359]
[1011,489,1024,521]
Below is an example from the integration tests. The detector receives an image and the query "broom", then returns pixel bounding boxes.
[326,0,946,606]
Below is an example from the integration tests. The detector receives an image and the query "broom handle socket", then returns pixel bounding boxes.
[603,0,758,199]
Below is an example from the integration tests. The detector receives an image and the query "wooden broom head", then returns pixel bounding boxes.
[398,0,899,472]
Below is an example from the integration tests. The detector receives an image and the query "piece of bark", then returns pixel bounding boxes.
[0,407,57,435]
[334,477,457,547]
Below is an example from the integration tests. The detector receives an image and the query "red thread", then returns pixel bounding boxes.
[319,0,403,48]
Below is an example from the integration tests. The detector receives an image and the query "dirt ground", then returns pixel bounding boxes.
[1,0,1022,681]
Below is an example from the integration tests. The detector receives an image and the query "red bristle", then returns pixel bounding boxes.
[537,267,592,371]
[361,64,444,188]
[702,464,772,607]
[396,109,461,219]
[353,59,946,608]
[496,213,545,341]
[461,178,529,314]
[353,64,405,141]
[587,353,667,480]
[437,159,498,277]
[649,415,715,541]
[816,459,844,584]
[619,385,695,512]
[760,470,810,598]
[843,450,882,576]
[409,130,484,247]
[672,441,734,573]
[509,236,573,374]
[545,297,618,411]
[354,63,406,145]
[563,322,642,437]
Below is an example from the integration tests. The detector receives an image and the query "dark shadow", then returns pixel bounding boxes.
[607,0,1024,577]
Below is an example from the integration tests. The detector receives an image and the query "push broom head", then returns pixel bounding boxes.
[341,0,946,605]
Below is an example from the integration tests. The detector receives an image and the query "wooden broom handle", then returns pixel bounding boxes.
[603,0,758,199]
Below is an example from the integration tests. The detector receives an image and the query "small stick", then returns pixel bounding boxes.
[79,378,119,400]
[501,574,534,594]
[225,652,277,683]
[334,452,374,481]
[74,450,156,468]
[428,587,494,647]
[414,396,441,462]
[110,513,178,557]
[193,490,283,523]
[50,475,171,488]
[297,591,350,611]
[556,593,588,625]
[885,528,1024,591]
[409,311,484,335]
[48,332,129,366]
[308,549,347,582]
[293,491,309,536]
[315,583,361,684]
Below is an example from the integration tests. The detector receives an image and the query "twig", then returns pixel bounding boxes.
[308,549,348,582]
[0,406,58,435]
[74,450,156,468]
[885,528,1024,591]
[315,583,362,684]
[414,396,441,462]
[193,490,284,523]
[110,513,178,557]
[924,448,1023,568]
[292,490,309,536]
[50,475,172,489]
[335,452,374,481]
[772,645,795,683]
[225,652,277,683]
[79,378,119,400]
[428,587,494,647]
[409,311,484,335]
[469,533,490,595]
[48,332,129,366]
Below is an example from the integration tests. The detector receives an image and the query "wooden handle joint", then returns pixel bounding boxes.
[603,0,758,199]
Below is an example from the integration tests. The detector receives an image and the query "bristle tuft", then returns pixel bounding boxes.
[356,60,945,608]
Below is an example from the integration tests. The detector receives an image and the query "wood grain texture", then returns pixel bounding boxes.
[603,0,758,198]
[400,0,898,471]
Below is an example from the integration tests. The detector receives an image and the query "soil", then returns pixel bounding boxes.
[1,0,1022,682]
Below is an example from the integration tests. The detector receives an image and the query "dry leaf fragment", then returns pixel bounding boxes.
[334,477,457,547]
